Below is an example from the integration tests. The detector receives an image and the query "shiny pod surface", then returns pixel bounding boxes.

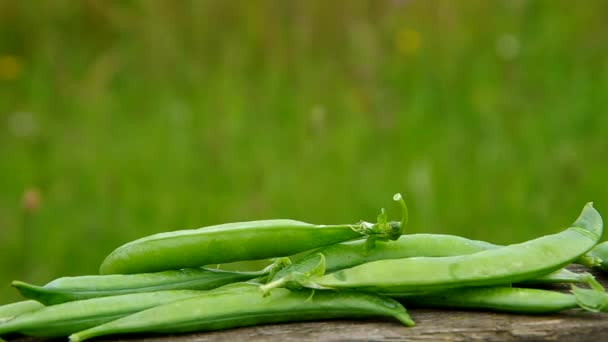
[306,203,602,293]
[100,220,363,274]
[398,287,579,314]
[69,283,413,342]
[0,290,202,337]
[271,233,499,282]
[519,268,593,285]
[267,235,588,291]
[0,301,44,323]
[13,267,266,305]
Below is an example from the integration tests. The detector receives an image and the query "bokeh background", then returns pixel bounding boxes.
[1,1,607,302]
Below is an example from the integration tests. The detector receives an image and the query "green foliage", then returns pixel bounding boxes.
[1,1,607,302]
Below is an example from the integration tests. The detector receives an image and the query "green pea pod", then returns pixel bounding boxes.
[12,269,258,305]
[300,203,602,293]
[99,194,409,275]
[270,234,499,284]
[0,290,204,337]
[397,285,608,314]
[69,283,413,342]
[519,268,594,285]
[12,258,290,305]
[264,234,590,293]
[584,241,608,271]
[0,301,44,323]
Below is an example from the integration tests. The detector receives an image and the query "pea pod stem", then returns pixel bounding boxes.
[393,193,408,236]
[355,193,409,247]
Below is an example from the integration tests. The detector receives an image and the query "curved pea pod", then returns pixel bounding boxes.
[99,220,358,275]
[518,268,594,285]
[12,269,259,305]
[396,286,599,314]
[301,203,603,293]
[264,235,592,293]
[99,194,409,275]
[269,234,499,284]
[0,301,44,323]
[12,258,289,305]
[0,290,203,337]
[68,283,414,342]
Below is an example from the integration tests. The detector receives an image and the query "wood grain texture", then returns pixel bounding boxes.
[7,265,608,342]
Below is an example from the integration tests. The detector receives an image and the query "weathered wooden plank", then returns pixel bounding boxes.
[7,265,608,341]
[88,310,606,342]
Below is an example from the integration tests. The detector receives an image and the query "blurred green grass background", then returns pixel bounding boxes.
[1,1,607,302]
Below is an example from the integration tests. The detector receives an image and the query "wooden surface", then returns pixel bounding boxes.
[9,265,608,342]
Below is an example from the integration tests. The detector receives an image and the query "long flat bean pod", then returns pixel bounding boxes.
[0,290,203,337]
[12,258,288,305]
[396,286,608,314]
[69,283,413,342]
[100,194,408,275]
[300,203,602,293]
[0,301,43,323]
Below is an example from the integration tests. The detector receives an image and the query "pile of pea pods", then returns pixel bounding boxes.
[2,193,608,341]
